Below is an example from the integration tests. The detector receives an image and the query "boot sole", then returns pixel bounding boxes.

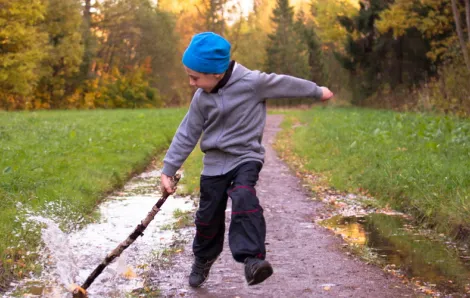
[247,263,273,286]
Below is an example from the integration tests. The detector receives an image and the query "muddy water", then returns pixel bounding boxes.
[5,169,195,298]
[321,214,470,295]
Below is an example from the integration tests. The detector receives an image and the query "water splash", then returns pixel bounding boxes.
[5,170,195,297]
[29,216,79,290]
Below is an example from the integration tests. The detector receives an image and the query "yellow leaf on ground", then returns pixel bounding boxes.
[122,266,137,279]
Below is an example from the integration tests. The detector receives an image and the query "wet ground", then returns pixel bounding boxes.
[5,170,195,298]
[321,214,470,296]
[9,115,470,297]
[148,115,416,297]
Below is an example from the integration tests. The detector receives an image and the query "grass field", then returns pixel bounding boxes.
[275,107,470,238]
[0,109,201,289]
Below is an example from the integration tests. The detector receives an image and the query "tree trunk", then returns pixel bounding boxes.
[465,0,470,42]
[451,0,470,72]
[81,0,94,79]
[84,0,91,26]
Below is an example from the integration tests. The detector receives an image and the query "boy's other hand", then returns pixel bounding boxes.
[161,173,177,195]
[320,87,334,101]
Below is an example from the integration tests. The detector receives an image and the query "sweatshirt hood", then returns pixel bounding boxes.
[219,62,249,91]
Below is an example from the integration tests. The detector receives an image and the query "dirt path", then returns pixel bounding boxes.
[150,115,415,298]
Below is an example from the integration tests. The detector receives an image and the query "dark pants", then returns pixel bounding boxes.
[193,161,266,263]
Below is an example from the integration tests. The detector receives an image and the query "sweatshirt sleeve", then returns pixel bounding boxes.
[162,93,204,176]
[255,71,323,100]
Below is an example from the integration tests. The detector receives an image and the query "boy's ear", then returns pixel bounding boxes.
[214,73,224,80]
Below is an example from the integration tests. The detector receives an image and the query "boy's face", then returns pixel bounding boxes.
[184,66,224,93]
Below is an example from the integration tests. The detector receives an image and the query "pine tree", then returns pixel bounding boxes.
[265,0,299,76]
[336,0,384,100]
[265,0,318,106]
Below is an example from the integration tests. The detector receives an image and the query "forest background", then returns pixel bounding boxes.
[1,0,470,116]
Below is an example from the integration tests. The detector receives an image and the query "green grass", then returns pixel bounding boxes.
[172,209,194,230]
[160,208,194,231]
[0,109,192,289]
[275,107,470,237]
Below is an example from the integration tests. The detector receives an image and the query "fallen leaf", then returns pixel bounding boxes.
[122,266,137,279]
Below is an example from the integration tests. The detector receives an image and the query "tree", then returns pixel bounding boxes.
[451,0,470,71]
[377,0,458,64]
[265,0,315,106]
[253,0,278,33]
[231,8,268,71]
[337,0,434,102]
[71,0,182,107]
[265,0,308,77]
[35,0,84,108]
[78,0,97,82]
[134,2,181,103]
[310,0,359,52]
[157,0,205,50]
[295,10,325,83]
[0,0,47,108]
[376,0,470,113]
[197,0,228,35]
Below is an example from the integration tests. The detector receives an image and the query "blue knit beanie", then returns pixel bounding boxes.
[182,32,231,74]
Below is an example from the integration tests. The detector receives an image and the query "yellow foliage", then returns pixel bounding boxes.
[311,0,359,50]
[64,65,163,109]
[377,2,418,38]
[377,0,455,62]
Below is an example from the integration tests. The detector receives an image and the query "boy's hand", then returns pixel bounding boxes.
[161,173,177,195]
[320,87,334,101]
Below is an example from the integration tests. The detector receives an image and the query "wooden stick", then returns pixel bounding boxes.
[73,174,180,296]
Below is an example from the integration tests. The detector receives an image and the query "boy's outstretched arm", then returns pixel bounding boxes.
[161,94,204,194]
[255,72,334,101]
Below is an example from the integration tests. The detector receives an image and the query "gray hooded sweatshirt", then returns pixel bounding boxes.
[162,63,324,177]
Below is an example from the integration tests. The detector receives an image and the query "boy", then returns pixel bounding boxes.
[160,32,333,288]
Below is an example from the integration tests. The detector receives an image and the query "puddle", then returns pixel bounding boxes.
[5,169,195,298]
[321,213,470,295]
